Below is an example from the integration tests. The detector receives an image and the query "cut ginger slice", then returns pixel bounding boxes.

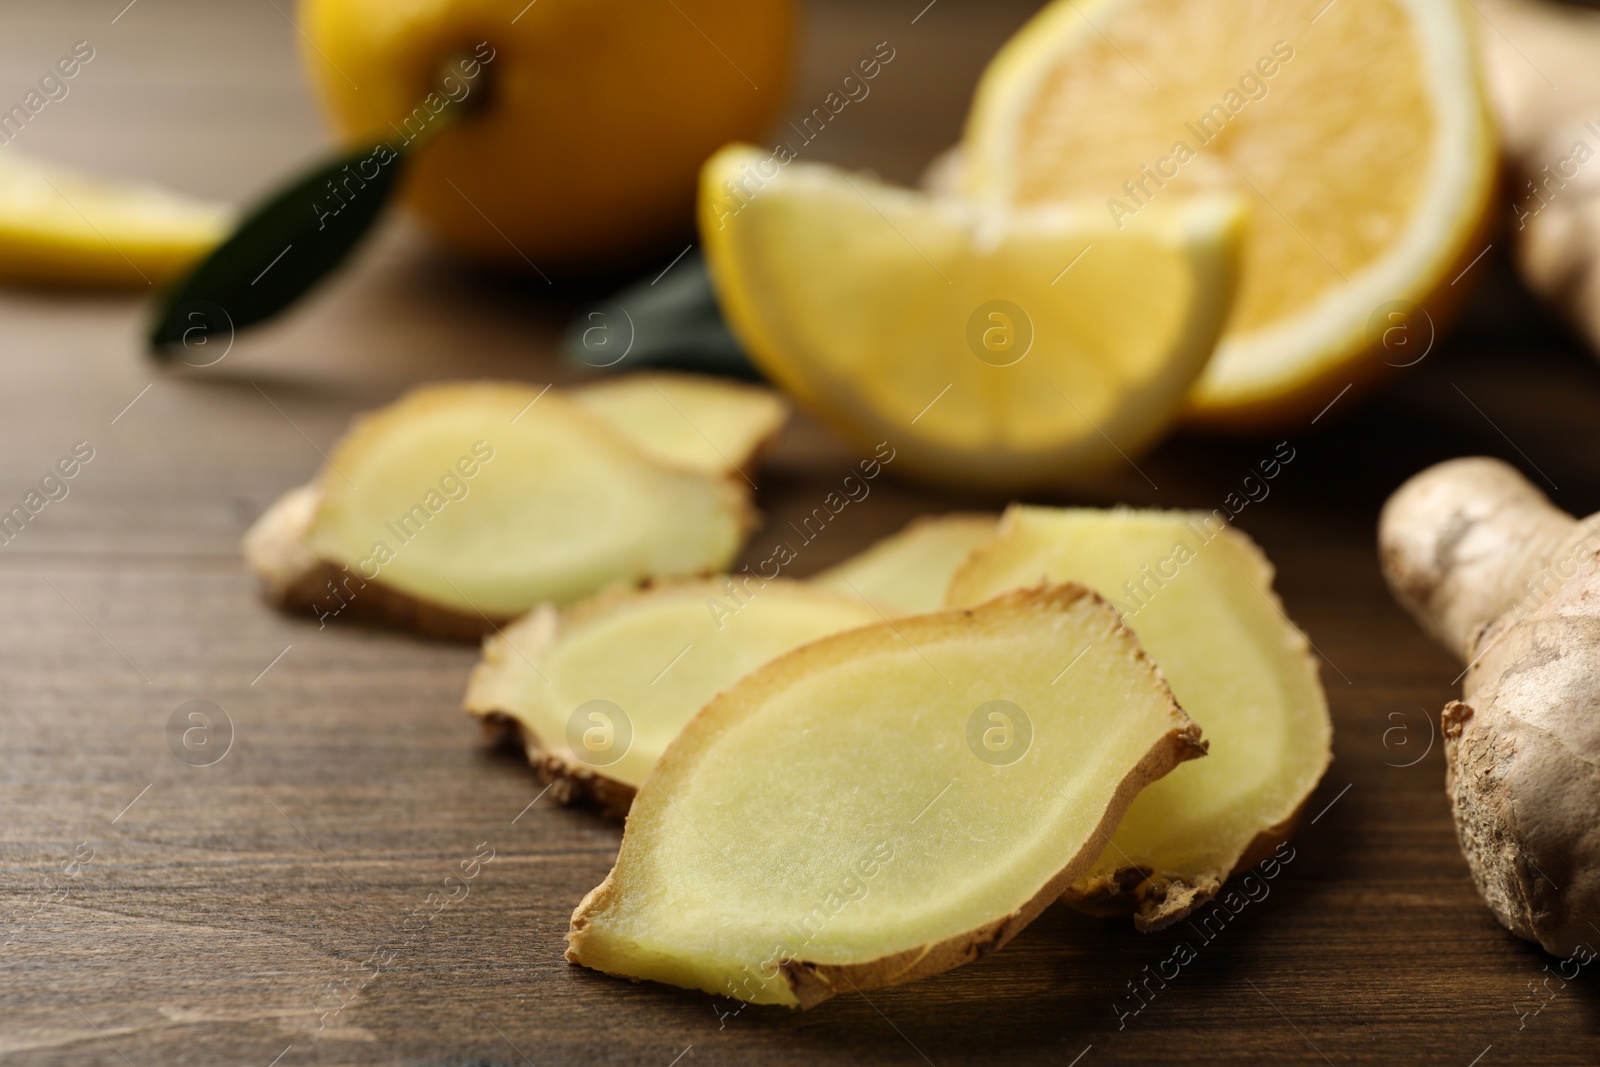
[947,507,1330,929]
[566,584,1206,1007]
[571,372,788,479]
[463,578,880,814]
[299,382,754,627]
[813,513,1000,615]
[246,377,776,639]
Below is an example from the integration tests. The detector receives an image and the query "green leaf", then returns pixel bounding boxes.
[563,248,761,381]
[147,136,413,357]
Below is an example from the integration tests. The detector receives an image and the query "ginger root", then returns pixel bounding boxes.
[1479,0,1600,352]
[1379,456,1600,956]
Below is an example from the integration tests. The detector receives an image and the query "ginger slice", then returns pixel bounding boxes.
[566,584,1205,1007]
[463,579,879,815]
[1380,457,1600,957]
[812,513,1000,615]
[253,381,754,634]
[571,372,788,480]
[244,376,779,637]
[244,481,523,641]
[947,507,1330,930]
[242,483,324,607]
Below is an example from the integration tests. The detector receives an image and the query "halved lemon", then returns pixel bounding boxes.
[700,144,1241,489]
[962,0,1497,428]
[0,151,229,287]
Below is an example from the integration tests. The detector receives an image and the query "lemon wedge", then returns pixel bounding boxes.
[961,0,1496,427]
[0,151,229,287]
[700,145,1241,489]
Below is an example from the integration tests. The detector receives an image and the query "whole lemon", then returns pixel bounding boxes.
[298,0,794,269]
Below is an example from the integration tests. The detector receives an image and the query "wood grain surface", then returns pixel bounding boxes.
[2,1,1599,1064]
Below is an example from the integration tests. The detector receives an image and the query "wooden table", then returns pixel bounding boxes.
[4,1,1599,1064]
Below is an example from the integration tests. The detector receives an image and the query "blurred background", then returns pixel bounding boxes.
[0,0,1596,545]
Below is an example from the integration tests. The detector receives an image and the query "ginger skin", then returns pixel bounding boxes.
[1480,0,1600,354]
[1380,457,1600,956]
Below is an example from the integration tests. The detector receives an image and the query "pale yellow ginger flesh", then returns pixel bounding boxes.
[1380,457,1600,957]
[305,382,754,619]
[947,507,1330,929]
[463,579,879,809]
[812,513,1001,615]
[570,372,789,480]
[244,376,784,636]
[566,584,1205,1007]
[0,150,229,287]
